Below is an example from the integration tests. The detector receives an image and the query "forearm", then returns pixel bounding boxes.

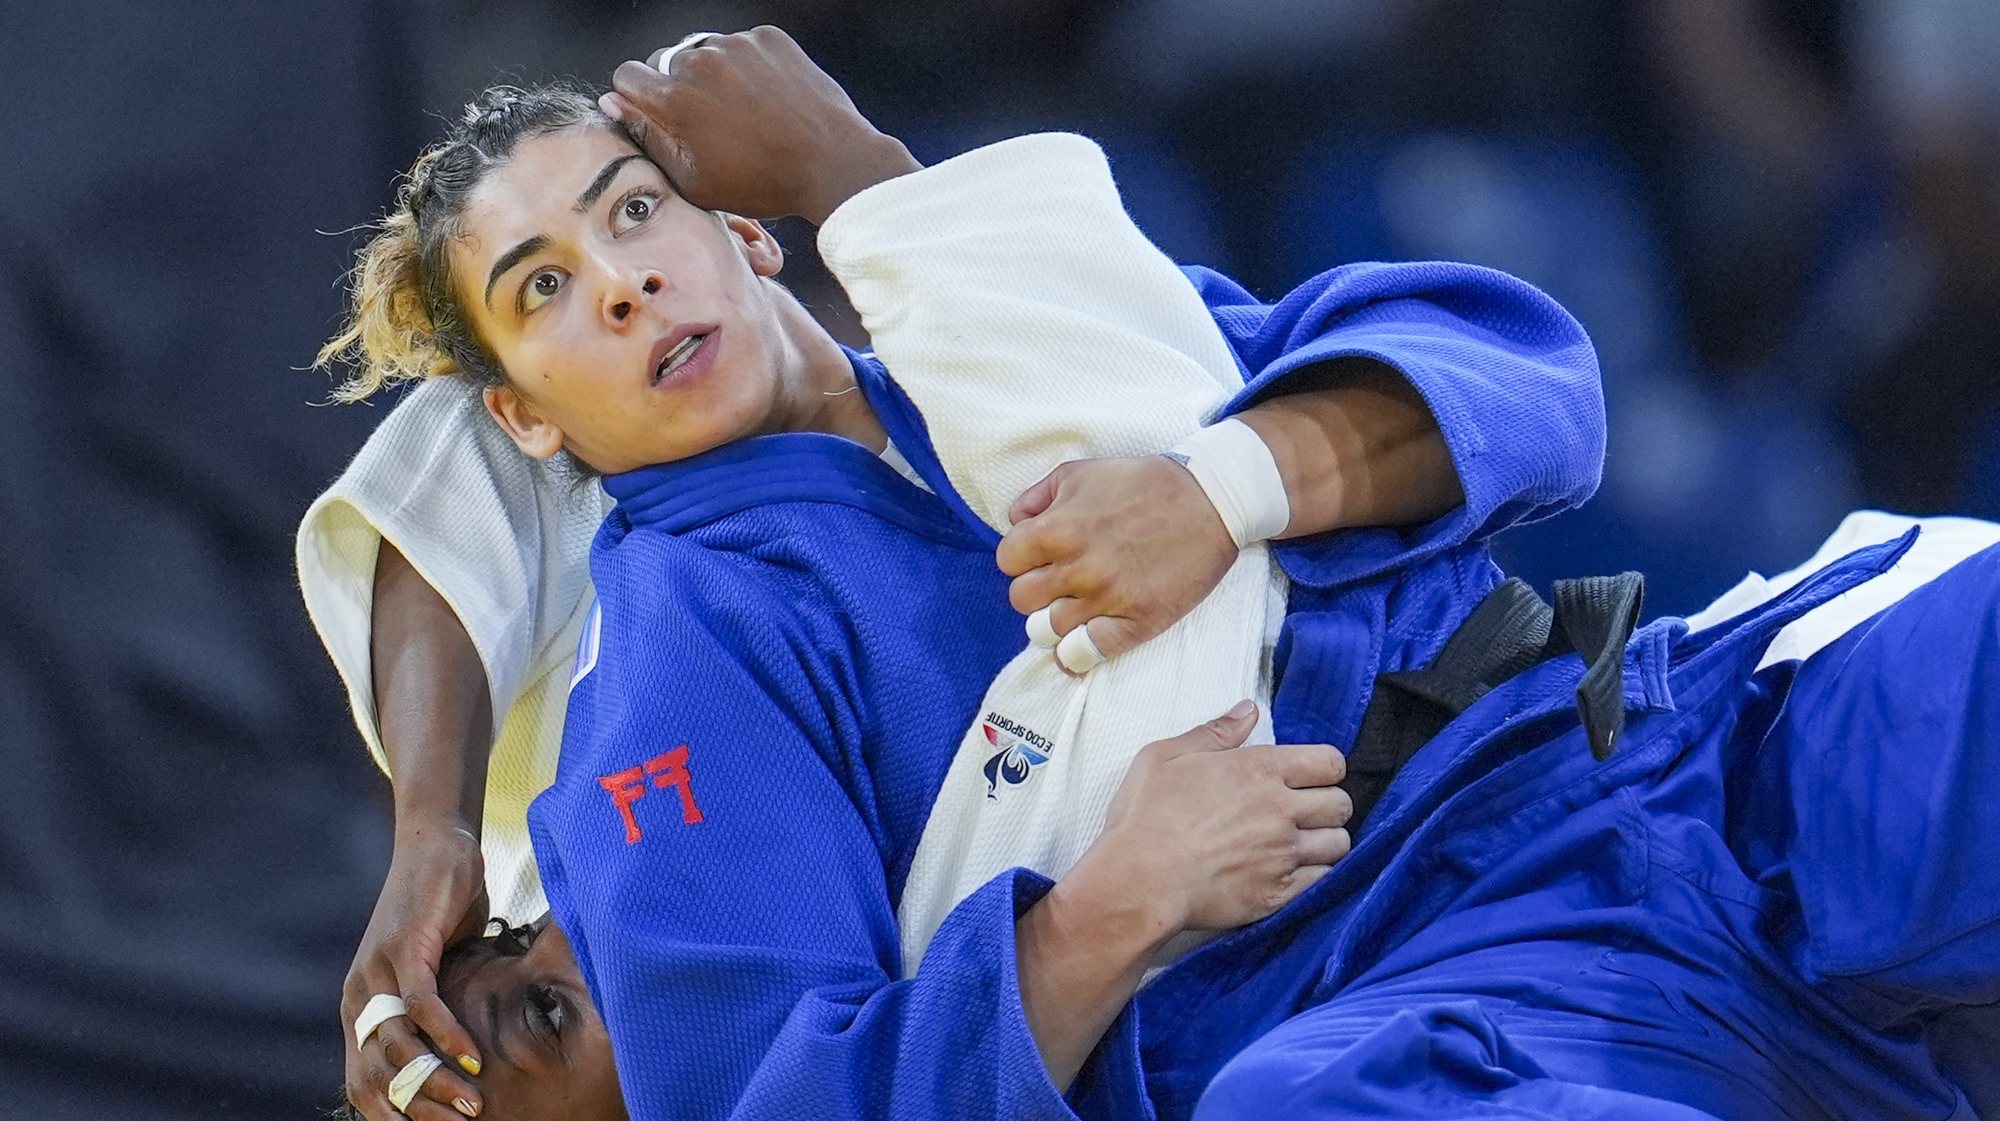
[1235,358,1463,540]
[1014,851,1175,1089]
[800,131,922,226]
[371,540,493,838]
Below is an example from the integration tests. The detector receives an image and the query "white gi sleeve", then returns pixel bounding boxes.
[821,134,1280,975]
[819,132,1246,532]
[295,377,609,919]
[1684,510,2000,669]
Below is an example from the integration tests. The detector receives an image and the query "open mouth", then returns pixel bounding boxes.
[652,332,711,385]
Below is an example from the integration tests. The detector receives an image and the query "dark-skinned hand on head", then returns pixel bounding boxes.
[601,25,923,226]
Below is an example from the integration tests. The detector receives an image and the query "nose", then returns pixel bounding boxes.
[603,269,665,328]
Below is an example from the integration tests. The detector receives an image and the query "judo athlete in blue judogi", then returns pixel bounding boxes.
[1147,529,2000,1121]
[530,254,1614,1121]
[542,256,2000,1119]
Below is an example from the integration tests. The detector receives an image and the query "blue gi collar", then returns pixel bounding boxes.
[601,348,988,550]
[849,349,1005,549]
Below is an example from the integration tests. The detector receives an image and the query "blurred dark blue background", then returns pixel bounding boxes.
[3,1,1994,1116]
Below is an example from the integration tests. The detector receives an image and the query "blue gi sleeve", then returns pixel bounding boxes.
[1186,261,1605,590]
[532,554,1082,1121]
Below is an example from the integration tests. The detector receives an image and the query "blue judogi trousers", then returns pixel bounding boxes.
[1190,538,1999,1120]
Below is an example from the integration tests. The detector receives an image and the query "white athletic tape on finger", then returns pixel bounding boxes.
[1025,606,1059,648]
[653,31,723,73]
[1165,418,1290,549]
[353,993,407,1052]
[388,1053,444,1112]
[1055,622,1107,674]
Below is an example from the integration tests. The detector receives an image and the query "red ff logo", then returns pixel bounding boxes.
[598,745,704,844]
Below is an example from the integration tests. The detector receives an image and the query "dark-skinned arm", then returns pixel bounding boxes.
[338,541,494,1121]
[1242,357,1464,540]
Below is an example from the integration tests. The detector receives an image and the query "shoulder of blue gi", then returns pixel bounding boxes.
[531,523,1081,1121]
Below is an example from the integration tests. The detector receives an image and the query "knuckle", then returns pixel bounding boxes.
[1263,873,1295,911]
[1330,787,1355,825]
[409,990,448,1017]
[1325,745,1348,782]
[379,1029,416,1068]
[1091,618,1135,656]
[1067,557,1109,596]
[1039,524,1082,559]
[1237,744,1281,780]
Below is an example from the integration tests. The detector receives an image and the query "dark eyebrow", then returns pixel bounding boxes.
[484,234,550,312]
[480,155,645,312]
[574,154,644,213]
[485,990,520,1071]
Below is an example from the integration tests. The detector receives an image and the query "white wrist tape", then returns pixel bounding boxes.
[1166,418,1290,549]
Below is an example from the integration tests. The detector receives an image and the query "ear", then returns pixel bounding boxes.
[483,384,565,460]
[721,213,784,278]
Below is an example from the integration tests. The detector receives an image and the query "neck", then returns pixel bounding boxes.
[770,291,887,453]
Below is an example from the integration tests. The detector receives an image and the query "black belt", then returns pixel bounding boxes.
[1343,572,1645,835]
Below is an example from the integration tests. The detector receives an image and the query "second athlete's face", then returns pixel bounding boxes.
[451,124,797,474]
[437,917,625,1121]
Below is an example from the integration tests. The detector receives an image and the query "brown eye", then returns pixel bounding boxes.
[522,267,567,311]
[617,194,658,229]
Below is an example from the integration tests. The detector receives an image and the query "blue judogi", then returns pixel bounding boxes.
[1139,532,2000,1121]
[529,260,1609,1120]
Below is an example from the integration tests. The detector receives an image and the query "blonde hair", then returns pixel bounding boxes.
[317,84,603,402]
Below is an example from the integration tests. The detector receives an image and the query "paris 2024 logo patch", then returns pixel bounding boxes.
[980,712,1055,799]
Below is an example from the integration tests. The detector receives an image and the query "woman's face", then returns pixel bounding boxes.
[449,123,802,475]
[437,917,625,1121]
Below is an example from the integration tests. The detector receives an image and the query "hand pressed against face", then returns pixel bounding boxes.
[451,124,805,475]
[436,917,626,1121]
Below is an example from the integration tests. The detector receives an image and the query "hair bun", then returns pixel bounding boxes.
[465,85,531,127]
